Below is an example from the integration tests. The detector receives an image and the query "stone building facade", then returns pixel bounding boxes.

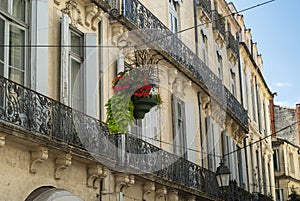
[0,0,274,200]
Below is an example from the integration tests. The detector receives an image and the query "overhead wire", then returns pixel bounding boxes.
[0,0,275,49]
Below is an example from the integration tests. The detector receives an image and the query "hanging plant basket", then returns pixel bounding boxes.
[132,97,158,119]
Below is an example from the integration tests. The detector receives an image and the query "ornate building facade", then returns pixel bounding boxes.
[0,0,274,200]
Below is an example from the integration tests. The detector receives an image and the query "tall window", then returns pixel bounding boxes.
[251,82,257,121]
[230,64,236,97]
[275,189,283,201]
[216,46,223,80]
[70,30,84,111]
[237,145,244,187]
[61,14,98,116]
[289,153,295,173]
[200,26,208,64]
[172,95,187,158]
[169,0,179,33]
[243,71,249,110]
[0,0,28,85]
[273,149,280,171]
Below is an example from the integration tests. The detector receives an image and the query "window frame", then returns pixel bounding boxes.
[0,2,28,85]
[172,95,187,158]
[69,28,84,112]
[169,0,179,33]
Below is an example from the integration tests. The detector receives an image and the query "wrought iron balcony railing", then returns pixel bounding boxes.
[212,10,226,39]
[0,76,270,200]
[196,0,212,18]
[99,0,248,130]
[226,31,239,57]
[0,75,219,197]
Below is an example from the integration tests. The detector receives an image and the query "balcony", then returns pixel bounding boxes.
[96,0,248,131]
[0,76,270,200]
[212,10,226,39]
[196,0,212,19]
[226,31,239,57]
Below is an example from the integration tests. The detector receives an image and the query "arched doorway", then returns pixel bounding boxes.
[25,186,84,201]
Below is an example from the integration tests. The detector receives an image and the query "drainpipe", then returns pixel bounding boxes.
[193,0,199,56]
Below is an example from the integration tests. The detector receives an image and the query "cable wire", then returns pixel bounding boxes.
[0,0,275,49]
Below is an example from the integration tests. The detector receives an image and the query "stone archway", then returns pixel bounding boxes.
[25,186,84,201]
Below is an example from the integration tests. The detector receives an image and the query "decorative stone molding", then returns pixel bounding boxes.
[85,4,98,27]
[182,80,192,96]
[87,164,108,189]
[111,22,128,47]
[155,186,167,201]
[211,104,225,128]
[54,0,61,6]
[214,31,225,48]
[114,173,135,192]
[167,190,179,201]
[201,95,211,116]
[0,134,6,148]
[143,181,155,200]
[62,0,83,28]
[227,50,238,65]
[30,147,48,174]
[54,153,72,179]
[91,9,104,31]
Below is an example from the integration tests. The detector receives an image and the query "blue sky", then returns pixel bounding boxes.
[230,0,300,108]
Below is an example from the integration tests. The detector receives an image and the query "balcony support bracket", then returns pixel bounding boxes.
[87,164,108,189]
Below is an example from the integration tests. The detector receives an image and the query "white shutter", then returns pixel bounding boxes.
[142,108,159,147]
[84,33,98,118]
[185,103,196,163]
[31,0,49,94]
[60,13,70,105]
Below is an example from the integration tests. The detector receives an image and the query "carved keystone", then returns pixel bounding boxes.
[30,147,48,174]
[115,173,135,192]
[62,0,83,28]
[0,134,6,148]
[87,164,108,189]
[55,153,72,179]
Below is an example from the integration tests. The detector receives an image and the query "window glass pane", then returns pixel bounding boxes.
[0,0,9,12]
[9,68,24,84]
[9,25,25,70]
[71,59,83,111]
[0,18,4,62]
[13,0,25,21]
[71,32,81,56]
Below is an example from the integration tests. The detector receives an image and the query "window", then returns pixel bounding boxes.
[0,0,28,85]
[273,149,280,171]
[230,64,236,97]
[69,30,84,111]
[172,95,187,158]
[216,46,223,80]
[251,82,256,121]
[237,145,244,187]
[169,0,179,33]
[275,189,284,201]
[61,13,98,116]
[289,153,295,173]
[243,71,249,110]
[200,26,208,64]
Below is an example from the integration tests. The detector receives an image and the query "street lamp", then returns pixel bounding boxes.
[216,160,231,187]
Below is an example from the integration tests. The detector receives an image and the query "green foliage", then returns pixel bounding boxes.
[105,92,134,134]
